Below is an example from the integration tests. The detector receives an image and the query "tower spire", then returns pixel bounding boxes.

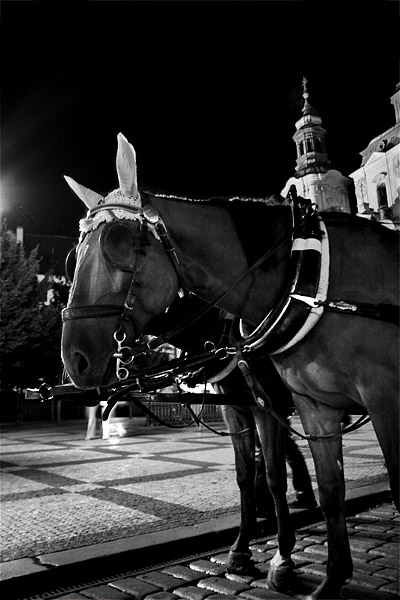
[293,79,330,175]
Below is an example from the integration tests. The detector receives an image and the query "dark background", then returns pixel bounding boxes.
[1,1,399,237]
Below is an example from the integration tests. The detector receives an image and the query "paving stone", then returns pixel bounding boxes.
[291,551,323,566]
[368,507,397,517]
[291,575,324,597]
[173,585,211,600]
[348,537,386,552]
[145,592,180,600]
[81,584,133,599]
[372,556,400,569]
[250,550,275,564]
[248,578,272,592]
[302,544,328,557]
[209,553,232,565]
[250,562,271,577]
[225,572,256,585]
[346,559,386,576]
[110,577,160,599]
[354,513,380,522]
[353,530,395,541]
[301,535,327,545]
[138,572,181,591]
[379,581,400,595]
[354,522,394,533]
[350,571,393,589]
[197,576,251,595]
[258,540,278,550]
[206,595,239,600]
[368,542,400,556]
[297,563,325,578]
[292,539,315,552]
[296,549,327,564]
[292,555,318,569]
[54,594,90,599]
[189,560,226,576]
[373,567,400,582]
[162,565,205,583]
[342,581,398,599]
[352,548,384,562]
[240,589,289,600]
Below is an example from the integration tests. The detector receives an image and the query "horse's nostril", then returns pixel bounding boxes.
[76,352,89,375]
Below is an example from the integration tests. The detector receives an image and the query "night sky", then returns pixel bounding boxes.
[1,1,399,237]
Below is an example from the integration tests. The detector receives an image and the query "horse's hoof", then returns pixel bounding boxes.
[267,557,295,591]
[227,550,255,575]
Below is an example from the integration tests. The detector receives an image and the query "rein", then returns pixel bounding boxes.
[63,192,391,440]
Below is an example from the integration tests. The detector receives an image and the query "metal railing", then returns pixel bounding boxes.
[145,402,223,426]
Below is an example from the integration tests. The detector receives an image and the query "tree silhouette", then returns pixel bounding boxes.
[0,222,69,392]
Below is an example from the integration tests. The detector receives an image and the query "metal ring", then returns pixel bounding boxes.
[117,367,129,380]
[114,331,126,343]
[119,347,134,365]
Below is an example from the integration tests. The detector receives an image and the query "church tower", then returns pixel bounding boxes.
[282,79,352,213]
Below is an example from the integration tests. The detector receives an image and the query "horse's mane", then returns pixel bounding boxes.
[144,188,289,208]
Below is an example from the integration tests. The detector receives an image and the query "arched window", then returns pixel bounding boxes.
[299,141,305,156]
[315,137,323,153]
[306,138,313,152]
[377,183,388,208]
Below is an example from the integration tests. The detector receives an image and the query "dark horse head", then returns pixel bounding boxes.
[62,134,181,388]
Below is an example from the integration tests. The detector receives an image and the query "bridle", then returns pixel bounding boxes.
[62,201,182,380]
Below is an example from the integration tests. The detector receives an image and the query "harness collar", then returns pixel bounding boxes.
[233,193,328,356]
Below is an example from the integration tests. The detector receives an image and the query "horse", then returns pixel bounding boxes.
[147,291,311,578]
[61,133,399,599]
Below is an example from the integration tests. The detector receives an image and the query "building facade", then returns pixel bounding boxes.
[349,83,400,230]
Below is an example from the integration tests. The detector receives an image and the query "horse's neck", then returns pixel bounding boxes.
[150,195,292,326]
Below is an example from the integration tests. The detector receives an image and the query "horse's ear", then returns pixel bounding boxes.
[64,176,104,209]
[116,133,139,198]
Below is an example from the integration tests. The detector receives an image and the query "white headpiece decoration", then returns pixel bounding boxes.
[64,134,161,239]
[116,132,140,202]
[63,176,104,209]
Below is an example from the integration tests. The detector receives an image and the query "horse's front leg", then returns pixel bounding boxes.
[255,408,296,591]
[295,395,352,599]
[222,405,259,574]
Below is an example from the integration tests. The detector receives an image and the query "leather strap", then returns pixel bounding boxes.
[62,305,122,322]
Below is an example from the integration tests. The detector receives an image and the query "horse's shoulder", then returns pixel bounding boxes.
[323,212,399,244]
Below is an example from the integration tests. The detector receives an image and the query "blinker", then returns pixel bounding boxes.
[100,221,139,272]
[65,247,77,282]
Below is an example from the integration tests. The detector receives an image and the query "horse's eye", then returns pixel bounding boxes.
[65,247,77,282]
[100,223,136,271]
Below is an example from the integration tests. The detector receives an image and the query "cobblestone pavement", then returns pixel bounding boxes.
[0,415,397,599]
[47,502,399,600]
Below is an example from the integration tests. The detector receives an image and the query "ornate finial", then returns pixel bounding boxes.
[301,76,316,116]
[302,76,309,98]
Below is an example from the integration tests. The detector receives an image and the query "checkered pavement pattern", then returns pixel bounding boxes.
[1,418,388,564]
